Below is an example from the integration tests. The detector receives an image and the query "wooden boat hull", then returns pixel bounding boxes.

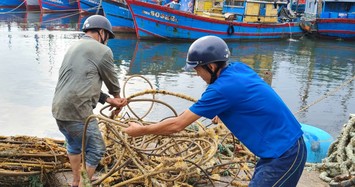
[316,18,355,40]
[126,0,304,41]
[302,0,355,40]
[101,0,135,33]
[39,0,78,12]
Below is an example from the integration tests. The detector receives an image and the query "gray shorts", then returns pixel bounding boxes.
[56,119,106,167]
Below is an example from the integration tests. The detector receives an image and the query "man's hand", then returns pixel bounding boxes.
[212,116,219,124]
[106,97,128,117]
[124,122,143,137]
[107,97,127,108]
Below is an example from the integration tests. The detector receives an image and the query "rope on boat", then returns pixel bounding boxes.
[80,75,256,186]
[97,0,103,15]
[0,0,26,14]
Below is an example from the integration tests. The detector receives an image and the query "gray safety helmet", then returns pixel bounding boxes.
[184,35,230,71]
[82,15,115,39]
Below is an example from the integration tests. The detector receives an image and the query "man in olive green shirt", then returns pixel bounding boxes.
[52,15,127,187]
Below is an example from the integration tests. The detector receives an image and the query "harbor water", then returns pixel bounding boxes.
[0,11,354,140]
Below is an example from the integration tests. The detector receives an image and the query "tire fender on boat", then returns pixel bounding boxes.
[227,24,234,35]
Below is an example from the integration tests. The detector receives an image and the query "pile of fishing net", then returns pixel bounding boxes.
[307,114,355,187]
[85,75,257,187]
[93,117,256,187]
[0,136,70,186]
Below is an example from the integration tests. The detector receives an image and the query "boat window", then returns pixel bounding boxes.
[224,0,244,7]
[259,3,266,16]
[324,2,352,12]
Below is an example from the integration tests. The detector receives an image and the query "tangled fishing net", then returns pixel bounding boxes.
[0,136,69,186]
[306,114,355,187]
[83,75,257,187]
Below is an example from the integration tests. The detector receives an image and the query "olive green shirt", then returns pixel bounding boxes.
[52,35,120,122]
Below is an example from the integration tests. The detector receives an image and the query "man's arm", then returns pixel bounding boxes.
[124,109,200,137]
[99,92,110,104]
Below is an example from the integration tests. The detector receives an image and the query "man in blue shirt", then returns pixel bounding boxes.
[124,35,307,186]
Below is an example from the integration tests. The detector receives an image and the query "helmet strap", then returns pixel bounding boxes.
[103,30,109,42]
[96,30,107,44]
[202,64,218,84]
[202,62,226,84]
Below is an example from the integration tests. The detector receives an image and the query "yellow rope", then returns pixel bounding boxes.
[295,75,355,114]
[80,75,255,186]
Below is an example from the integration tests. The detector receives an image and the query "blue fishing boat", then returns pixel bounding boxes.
[77,0,103,14]
[39,0,79,12]
[101,0,135,33]
[125,0,303,41]
[300,0,355,40]
[0,0,26,12]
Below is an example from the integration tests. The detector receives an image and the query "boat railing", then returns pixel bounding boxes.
[302,12,317,21]
[320,11,355,19]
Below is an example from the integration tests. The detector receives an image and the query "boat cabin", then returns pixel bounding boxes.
[291,0,306,14]
[304,0,355,20]
[224,0,290,22]
[194,0,294,23]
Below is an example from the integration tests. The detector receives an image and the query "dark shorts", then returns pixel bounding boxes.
[56,119,106,167]
[249,136,307,187]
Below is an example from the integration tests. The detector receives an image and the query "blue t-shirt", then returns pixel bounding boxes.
[189,62,303,158]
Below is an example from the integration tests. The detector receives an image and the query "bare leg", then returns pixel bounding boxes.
[68,154,81,186]
[86,165,97,180]
[77,165,97,187]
